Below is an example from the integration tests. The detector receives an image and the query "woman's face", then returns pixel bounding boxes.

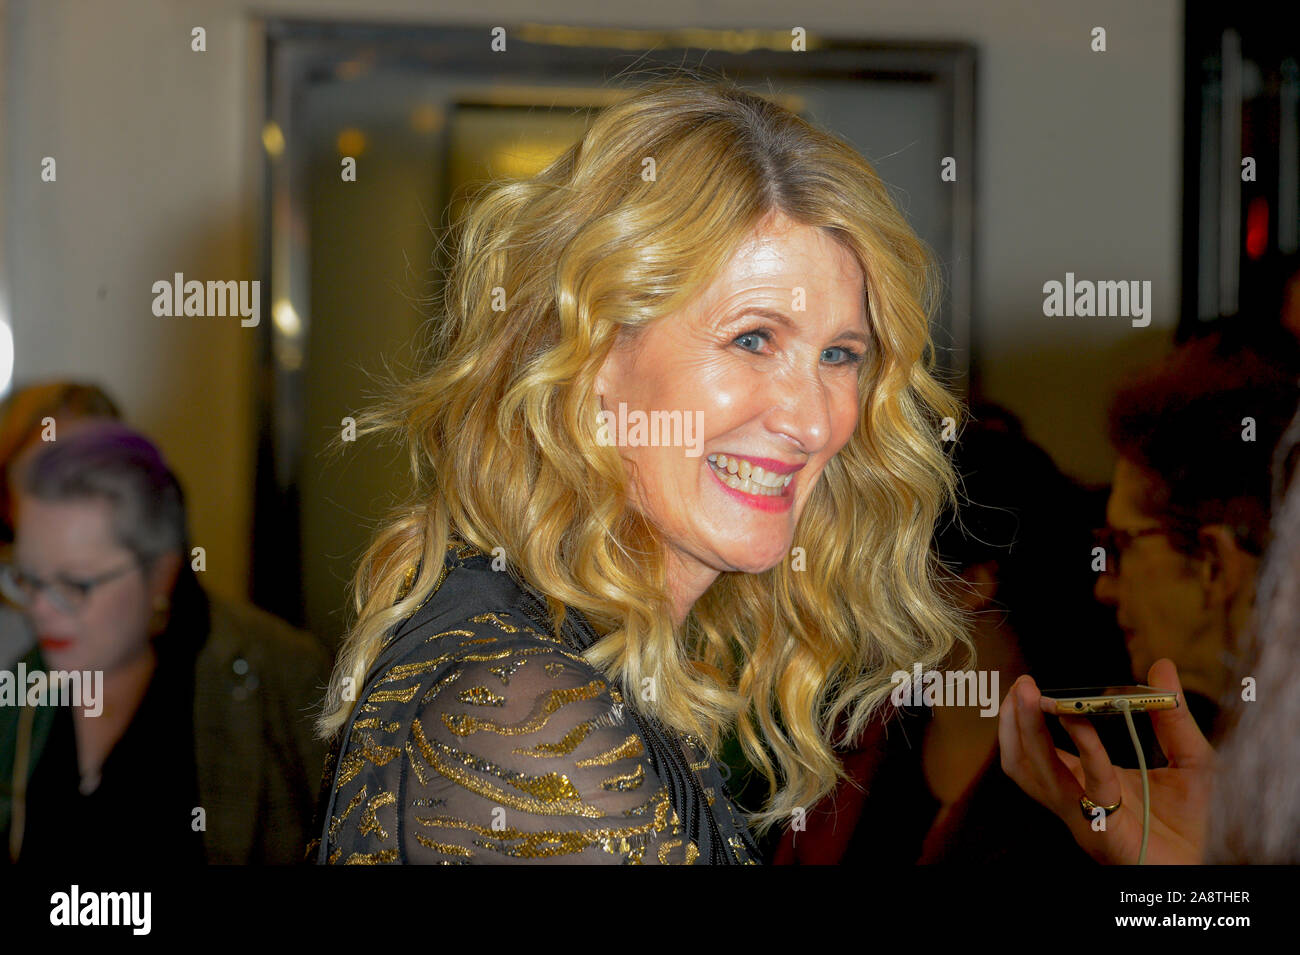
[13,495,161,673]
[596,210,869,607]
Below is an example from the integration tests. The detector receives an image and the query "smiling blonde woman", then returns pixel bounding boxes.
[312,74,970,865]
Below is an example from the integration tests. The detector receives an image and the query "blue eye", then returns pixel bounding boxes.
[822,346,865,365]
[732,327,864,365]
[732,329,770,352]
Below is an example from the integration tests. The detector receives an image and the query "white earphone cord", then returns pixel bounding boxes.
[1114,698,1150,866]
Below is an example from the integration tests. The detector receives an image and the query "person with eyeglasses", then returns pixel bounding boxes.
[0,421,331,864]
[1085,340,1294,735]
[0,381,123,671]
[1001,335,1299,863]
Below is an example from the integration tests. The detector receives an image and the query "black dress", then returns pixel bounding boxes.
[314,540,761,864]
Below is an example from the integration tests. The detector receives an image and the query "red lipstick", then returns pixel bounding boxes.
[706,460,795,513]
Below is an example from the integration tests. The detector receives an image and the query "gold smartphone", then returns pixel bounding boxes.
[1038,685,1179,716]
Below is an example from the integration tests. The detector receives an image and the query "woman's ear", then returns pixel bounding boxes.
[1196,525,1250,607]
[594,349,622,412]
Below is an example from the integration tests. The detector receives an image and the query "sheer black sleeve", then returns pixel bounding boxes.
[323,613,696,864]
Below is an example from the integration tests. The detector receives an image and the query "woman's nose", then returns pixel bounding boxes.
[764,367,832,454]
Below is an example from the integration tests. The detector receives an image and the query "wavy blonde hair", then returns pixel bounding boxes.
[317,73,972,835]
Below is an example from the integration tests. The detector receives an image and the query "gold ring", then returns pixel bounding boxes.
[1080,793,1121,820]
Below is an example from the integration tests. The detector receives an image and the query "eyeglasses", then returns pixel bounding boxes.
[1091,525,1196,574]
[0,561,139,615]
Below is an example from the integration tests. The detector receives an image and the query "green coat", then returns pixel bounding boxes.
[0,596,333,864]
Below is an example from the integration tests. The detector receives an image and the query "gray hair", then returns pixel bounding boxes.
[18,421,188,566]
[1205,401,1300,862]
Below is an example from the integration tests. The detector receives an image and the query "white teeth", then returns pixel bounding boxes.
[706,455,791,497]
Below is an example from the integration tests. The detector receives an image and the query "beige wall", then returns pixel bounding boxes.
[2,0,1182,600]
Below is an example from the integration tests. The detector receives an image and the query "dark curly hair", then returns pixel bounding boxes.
[1107,333,1298,558]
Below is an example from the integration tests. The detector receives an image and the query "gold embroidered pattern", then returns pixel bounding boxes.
[409,718,599,815]
[421,668,464,704]
[441,679,607,737]
[576,734,644,767]
[600,763,645,792]
[411,787,676,861]
[328,786,367,840]
[367,685,421,704]
[337,734,402,786]
[487,658,527,685]
[343,848,399,865]
[413,835,473,858]
[359,791,397,840]
[321,550,760,865]
[421,628,476,644]
[396,565,418,602]
[511,718,601,759]
[657,838,700,865]
[458,685,507,707]
[470,612,521,632]
[405,738,432,787]
[353,718,402,732]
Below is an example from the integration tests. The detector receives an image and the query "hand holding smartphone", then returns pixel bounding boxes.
[999,662,1214,865]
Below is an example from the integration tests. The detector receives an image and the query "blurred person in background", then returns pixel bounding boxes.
[0,421,331,864]
[0,382,122,668]
[1092,334,1296,737]
[1002,337,1299,864]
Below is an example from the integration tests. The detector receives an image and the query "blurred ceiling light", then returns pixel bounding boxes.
[262,122,285,158]
[272,299,302,338]
[337,127,367,157]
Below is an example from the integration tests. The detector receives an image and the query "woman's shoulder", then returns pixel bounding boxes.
[347,545,629,773]
[326,602,693,863]
[367,537,606,682]
[360,595,618,731]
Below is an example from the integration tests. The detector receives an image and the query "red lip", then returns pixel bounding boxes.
[39,636,74,651]
[707,460,794,513]
[712,454,805,475]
